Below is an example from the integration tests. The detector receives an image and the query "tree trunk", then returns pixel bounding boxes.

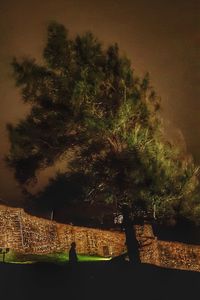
[122,205,141,264]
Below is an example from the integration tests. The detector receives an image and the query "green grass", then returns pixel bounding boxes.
[1,250,111,264]
[77,255,111,262]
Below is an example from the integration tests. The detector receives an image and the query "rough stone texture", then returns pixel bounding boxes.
[0,205,125,257]
[57,224,126,257]
[158,241,200,272]
[1,205,200,271]
[135,224,160,266]
[0,206,59,253]
[0,208,22,250]
[21,213,59,253]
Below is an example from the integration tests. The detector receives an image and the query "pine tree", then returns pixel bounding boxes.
[6,22,200,262]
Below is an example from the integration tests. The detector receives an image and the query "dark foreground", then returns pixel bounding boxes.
[1,261,200,300]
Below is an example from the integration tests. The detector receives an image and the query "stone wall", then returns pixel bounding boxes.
[0,205,125,257]
[1,205,200,271]
[0,206,59,253]
[21,213,59,253]
[0,208,22,250]
[57,224,126,257]
[157,241,200,272]
[135,224,160,266]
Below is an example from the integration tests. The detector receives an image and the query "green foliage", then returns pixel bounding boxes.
[6,22,200,225]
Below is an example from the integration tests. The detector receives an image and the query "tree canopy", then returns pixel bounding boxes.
[6,22,200,225]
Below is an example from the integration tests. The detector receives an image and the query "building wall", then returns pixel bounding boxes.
[157,240,200,272]
[57,224,126,257]
[1,205,200,271]
[135,224,160,266]
[0,205,125,257]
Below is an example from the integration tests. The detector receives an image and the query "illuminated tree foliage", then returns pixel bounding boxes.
[6,22,200,226]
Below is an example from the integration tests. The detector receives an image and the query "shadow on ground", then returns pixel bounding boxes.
[1,261,200,300]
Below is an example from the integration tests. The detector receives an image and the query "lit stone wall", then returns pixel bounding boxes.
[0,208,22,250]
[57,224,126,257]
[1,205,200,271]
[21,213,59,253]
[0,206,59,253]
[0,205,126,256]
[135,224,160,266]
[158,241,200,272]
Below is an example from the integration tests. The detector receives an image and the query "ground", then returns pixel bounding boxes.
[2,250,111,264]
[0,260,200,300]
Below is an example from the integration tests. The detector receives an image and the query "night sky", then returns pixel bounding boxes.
[0,0,200,205]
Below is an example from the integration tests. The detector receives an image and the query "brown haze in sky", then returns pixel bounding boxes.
[0,0,200,206]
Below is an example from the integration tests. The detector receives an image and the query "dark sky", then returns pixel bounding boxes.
[0,0,200,205]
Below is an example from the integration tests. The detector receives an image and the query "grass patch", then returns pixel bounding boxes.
[78,255,111,262]
[1,250,111,264]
